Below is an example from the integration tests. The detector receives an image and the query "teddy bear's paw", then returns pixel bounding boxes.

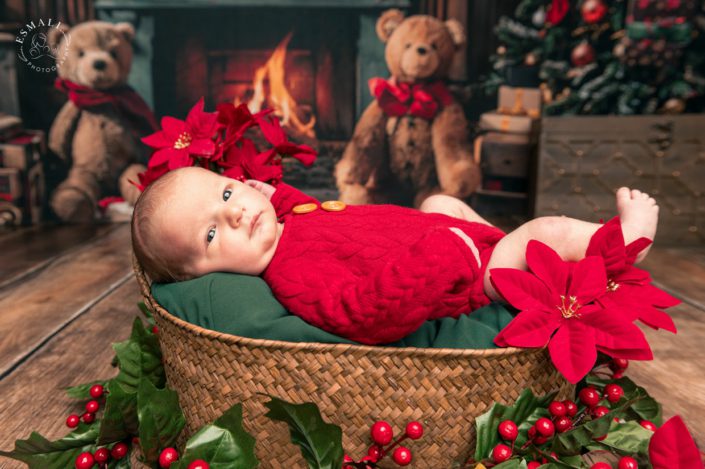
[51,186,97,223]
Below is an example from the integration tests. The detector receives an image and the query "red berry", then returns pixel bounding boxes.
[591,463,611,469]
[66,414,80,428]
[535,418,555,437]
[405,421,424,440]
[618,456,638,469]
[159,447,179,468]
[343,454,353,462]
[528,425,537,439]
[579,387,601,407]
[152,325,159,334]
[640,420,657,431]
[592,406,610,419]
[94,448,109,463]
[610,358,629,371]
[613,370,624,379]
[548,401,567,417]
[392,446,412,466]
[492,444,512,463]
[370,421,393,446]
[498,420,519,441]
[554,416,572,433]
[367,445,381,462]
[81,412,95,424]
[534,435,549,445]
[85,400,100,413]
[604,384,624,403]
[187,460,210,469]
[528,462,542,469]
[563,400,578,417]
[111,442,128,460]
[89,384,104,399]
[593,433,608,441]
[75,452,94,469]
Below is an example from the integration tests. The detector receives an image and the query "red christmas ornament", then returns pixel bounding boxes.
[581,0,608,24]
[159,447,179,468]
[547,0,570,25]
[74,452,94,469]
[572,42,597,67]
[187,460,210,469]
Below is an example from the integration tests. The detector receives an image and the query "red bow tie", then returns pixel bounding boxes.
[369,78,453,120]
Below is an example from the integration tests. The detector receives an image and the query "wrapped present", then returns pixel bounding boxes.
[0,130,45,171]
[474,132,535,193]
[479,111,540,137]
[497,86,542,118]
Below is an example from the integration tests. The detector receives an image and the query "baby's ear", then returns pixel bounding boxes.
[376,9,405,43]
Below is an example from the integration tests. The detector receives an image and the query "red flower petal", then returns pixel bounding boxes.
[489,268,557,312]
[548,321,597,384]
[493,309,561,348]
[256,114,286,146]
[625,237,653,265]
[526,240,569,296]
[584,308,653,357]
[275,142,317,166]
[568,256,607,304]
[640,283,681,308]
[615,265,651,285]
[147,147,175,168]
[188,138,216,157]
[649,416,705,469]
[161,116,187,141]
[585,217,627,276]
[596,345,654,360]
[185,97,218,139]
[634,305,677,333]
[141,130,171,149]
[166,148,194,170]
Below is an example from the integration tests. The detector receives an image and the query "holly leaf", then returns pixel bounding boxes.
[474,389,557,460]
[112,317,164,393]
[263,395,344,469]
[0,423,98,469]
[137,379,186,463]
[586,375,662,424]
[98,380,139,445]
[108,458,132,469]
[494,459,528,468]
[588,421,652,456]
[171,404,258,469]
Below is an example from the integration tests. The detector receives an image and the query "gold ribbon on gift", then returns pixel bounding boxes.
[498,88,541,118]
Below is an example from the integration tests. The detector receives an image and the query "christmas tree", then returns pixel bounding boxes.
[483,0,705,115]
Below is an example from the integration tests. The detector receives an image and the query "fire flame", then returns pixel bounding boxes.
[239,32,316,139]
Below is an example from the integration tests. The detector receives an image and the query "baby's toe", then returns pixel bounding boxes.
[631,189,643,199]
[617,187,631,202]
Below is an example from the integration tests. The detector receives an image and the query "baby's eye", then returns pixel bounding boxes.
[223,189,232,201]
[207,227,216,243]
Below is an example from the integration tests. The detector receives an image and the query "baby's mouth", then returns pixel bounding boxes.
[249,212,261,236]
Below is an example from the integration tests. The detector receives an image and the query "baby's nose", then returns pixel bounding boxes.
[225,205,243,226]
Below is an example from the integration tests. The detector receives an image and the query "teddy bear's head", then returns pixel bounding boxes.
[376,9,465,83]
[49,21,135,90]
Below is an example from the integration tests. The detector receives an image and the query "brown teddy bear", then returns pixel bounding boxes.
[335,9,480,206]
[48,21,157,222]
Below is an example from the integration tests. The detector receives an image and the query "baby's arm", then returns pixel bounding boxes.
[247,180,319,218]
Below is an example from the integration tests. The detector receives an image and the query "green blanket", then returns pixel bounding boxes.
[152,273,514,349]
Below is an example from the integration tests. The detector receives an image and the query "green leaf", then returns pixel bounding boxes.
[585,376,662,425]
[138,301,155,323]
[65,381,106,400]
[474,389,557,460]
[590,421,652,456]
[112,317,164,393]
[171,404,258,469]
[108,457,132,468]
[494,459,528,469]
[98,380,139,445]
[0,423,99,469]
[137,379,186,463]
[264,396,344,469]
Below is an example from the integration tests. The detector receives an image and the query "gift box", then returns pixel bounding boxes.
[479,112,540,138]
[0,130,45,171]
[475,132,535,194]
[497,86,542,118]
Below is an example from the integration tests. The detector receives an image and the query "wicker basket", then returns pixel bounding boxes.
[133,256,573,468]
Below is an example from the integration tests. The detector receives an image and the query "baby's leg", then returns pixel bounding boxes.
[484,187,659,301]
[419,194,493,225]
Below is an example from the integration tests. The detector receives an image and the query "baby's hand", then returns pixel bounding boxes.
[245,180,276,200]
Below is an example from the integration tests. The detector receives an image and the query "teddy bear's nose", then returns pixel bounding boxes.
[93,59,107,71]
[416,46,428,55]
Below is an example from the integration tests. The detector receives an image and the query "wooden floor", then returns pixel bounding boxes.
[0,223,704,468]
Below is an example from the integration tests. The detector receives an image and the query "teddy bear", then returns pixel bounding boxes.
[335,9,480,206]
[47,21,157,222]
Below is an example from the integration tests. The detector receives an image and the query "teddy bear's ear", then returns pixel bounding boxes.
[114,22,135,42]
[445,19,466,50]
[47,23,70,51]
[376,9,405,43]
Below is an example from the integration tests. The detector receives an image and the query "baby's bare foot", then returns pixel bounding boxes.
[616,187,659,263]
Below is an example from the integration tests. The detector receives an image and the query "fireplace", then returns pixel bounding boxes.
[95,0,410,189]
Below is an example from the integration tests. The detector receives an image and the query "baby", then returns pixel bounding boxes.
[132,167,659,344]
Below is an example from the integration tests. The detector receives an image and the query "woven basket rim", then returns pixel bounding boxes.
[133,253,535,359]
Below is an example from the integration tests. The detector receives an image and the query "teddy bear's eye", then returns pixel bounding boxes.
[109,50,117,59]
[78,49,84,57]
[431,43,438,50]
[405,43,411,49]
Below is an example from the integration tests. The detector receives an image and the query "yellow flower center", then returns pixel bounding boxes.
[607,279,620,292]
[173,132,192,150]
[557,295,581,319]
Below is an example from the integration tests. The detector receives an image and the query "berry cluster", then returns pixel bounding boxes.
[343,420,424,468]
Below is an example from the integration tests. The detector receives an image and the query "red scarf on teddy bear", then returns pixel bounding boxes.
[55,78,159,132]
[369,77,453,120]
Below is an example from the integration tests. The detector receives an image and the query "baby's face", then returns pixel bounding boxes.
[157,167,282,277]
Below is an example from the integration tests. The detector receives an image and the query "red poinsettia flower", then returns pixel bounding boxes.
[132,161,170,192]
[492,240,652,384]
[216,102,261,149]
[255,113,317,167]
[586,217,679,333]
[218,138,283,184]
[142,97,218,170]
[649,416,704,469]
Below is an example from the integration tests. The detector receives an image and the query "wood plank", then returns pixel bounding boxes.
[0,280,141,469]
[640,246,705,308]
[0,224,133,378]
[0,223,118,290]
[628,301,705,444]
